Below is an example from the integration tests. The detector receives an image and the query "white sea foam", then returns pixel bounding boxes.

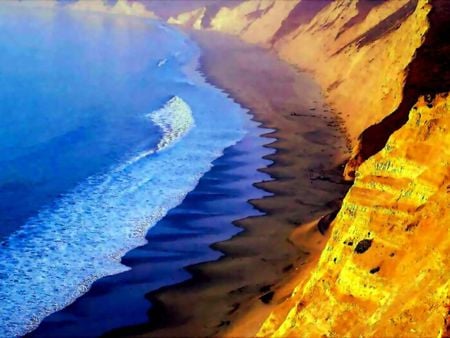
[115,96,194,171]
[148,96,195,151]
[157,58,167,67]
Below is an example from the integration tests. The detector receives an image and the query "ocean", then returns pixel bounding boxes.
[0,4,257,337]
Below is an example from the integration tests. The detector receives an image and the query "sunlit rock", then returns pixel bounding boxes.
[257,94,450,337]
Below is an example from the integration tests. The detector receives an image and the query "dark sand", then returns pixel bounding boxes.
[108,31,351,337]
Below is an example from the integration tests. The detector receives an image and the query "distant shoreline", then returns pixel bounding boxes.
[109,30,351,337]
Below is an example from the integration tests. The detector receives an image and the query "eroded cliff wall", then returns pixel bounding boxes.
[258,93,450,337]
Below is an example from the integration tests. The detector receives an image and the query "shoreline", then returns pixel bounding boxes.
[109,31,351,337]
[29,116,272,337]
[23,22,271,337]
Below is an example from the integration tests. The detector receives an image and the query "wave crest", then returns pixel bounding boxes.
[148,96,195,152]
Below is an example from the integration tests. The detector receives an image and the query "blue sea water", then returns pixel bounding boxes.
[0,4,249,337]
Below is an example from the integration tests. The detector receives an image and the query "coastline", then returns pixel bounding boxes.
[109,31,351,337]
[29,115,271,338]
[25,27,272,337]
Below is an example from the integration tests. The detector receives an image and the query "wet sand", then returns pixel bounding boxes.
[109,31,351,337]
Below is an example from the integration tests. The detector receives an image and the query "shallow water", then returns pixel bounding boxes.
[0,4,250,337]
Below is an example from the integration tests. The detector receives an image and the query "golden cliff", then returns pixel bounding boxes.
[258,93,450,337]
[167,0,450,336]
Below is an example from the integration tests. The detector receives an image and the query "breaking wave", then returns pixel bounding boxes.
[117,96,194,170]
[149,96,195,151]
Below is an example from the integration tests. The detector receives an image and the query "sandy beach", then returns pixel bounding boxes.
[109,30,351,337]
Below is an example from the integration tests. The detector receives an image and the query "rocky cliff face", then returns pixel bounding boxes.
[166,0,450,335]
[258,93,450,337]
